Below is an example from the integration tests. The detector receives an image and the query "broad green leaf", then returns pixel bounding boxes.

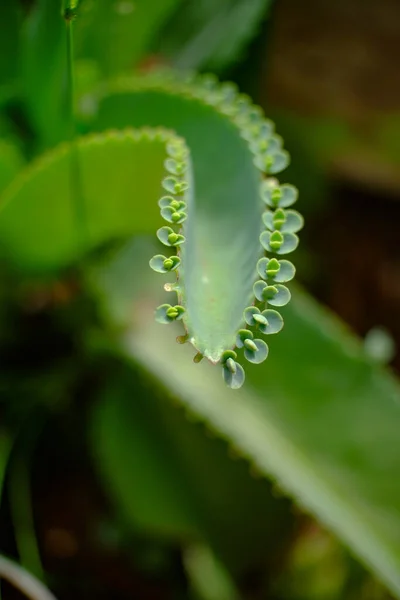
[155,0,274,72]
[79,73,296,365]
[0,141,24,195]
[0,129,173,271]
[75,0,180,76]
[0,2,20,103]
[89,238,400,598]
[20,0,68,147]
[90,348,293,574]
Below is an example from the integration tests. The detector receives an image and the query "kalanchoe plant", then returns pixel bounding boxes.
[145,72,303,388]
[0,66,303,391]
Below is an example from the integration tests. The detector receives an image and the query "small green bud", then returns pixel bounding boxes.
[273,208,286,229]
[263,285,278,301]
[271,188,282,205]
[163,258,174,271]
[166,307,178,319]
[253,313,268,325]
[167,232,179,245]
[244,339,258,352]
[226,358,237,374]
[270,231,283,250]
[266,258,280,277]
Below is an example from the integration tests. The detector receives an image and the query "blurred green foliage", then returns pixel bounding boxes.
[0,2,399,600]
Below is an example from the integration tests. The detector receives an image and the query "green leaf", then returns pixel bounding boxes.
[89,239,400,597]
[0,2,20,103]
[79,73,295,363]
[155,0,274,72]
[20,0,69,147]
[0,129,173,272]
[1,72,300,374]
[0,140,24,196]
[75,0,180,76]
[90,359,293,574]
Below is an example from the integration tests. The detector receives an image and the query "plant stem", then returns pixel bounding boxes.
[9,453,45,584]
[0,556,58,600]
[64,3,87,253]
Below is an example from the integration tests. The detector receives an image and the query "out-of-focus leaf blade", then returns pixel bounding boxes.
[0,141,24,195]
[0,2,20,103]
[90,332,293,573]
[89,239,400,598]
[155,0,274,71]
[20,0,68,148]
[0,130,168,272]
[75,0,180,76]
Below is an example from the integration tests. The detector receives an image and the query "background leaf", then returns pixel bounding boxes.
[20,0,68,148]
[75,0,181,76]
[0,141,24,195]
[0,130,169,272]
[155,0,274,72]
[0,2,20,104]
[90,342,294,575]
[88,237,400,598]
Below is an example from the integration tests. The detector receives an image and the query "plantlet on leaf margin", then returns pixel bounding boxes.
[146,72,303,389]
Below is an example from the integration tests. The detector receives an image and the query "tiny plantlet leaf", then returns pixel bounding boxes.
[157,226,185,247]
[263,209,304,233]
[222,361,245,389]
[261,181,298,208]
[260,230,299,255]
[244,338,269,364]
[236,329,254,348]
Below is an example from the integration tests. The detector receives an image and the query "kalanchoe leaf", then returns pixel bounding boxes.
[251,135,283,156]
[158,195,176,209]
[244,338,269,364]
[253,281,291,306]
[166,140,188,160]
[236,328,254,348]
[260,230,299,255]
[155,304,185,324]
[258,309,284,335]
[257,257,295,283]
[261,181,298,208]
[149,254,167,273]
[267,284,291,307]
[253,280,268,302]
[257,257,279,280]
[162,176,189,195]
[274,259,296,282]
[244,306,267,327]
[260,258,295,287]
[164,158,187,176]
[254,150,290,174]
[160,206,187,224]
[149,254,180,273]
[222,361,245,389]
[262,209,303,233]
[157,226,185,247]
